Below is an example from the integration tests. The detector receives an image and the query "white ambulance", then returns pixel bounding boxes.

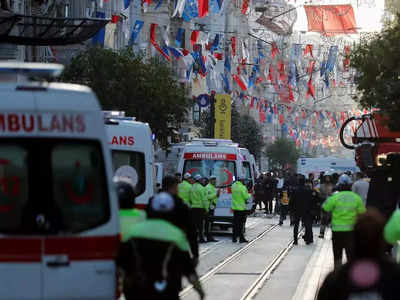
[0,63,121,300]
[104,111,155,208]
[177,139,254,225]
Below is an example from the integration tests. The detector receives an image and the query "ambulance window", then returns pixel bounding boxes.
[183,160,236,187]
[243,162,252,180]
[112,151,146,196]
[52,144,109,233]
[0,146,28,232]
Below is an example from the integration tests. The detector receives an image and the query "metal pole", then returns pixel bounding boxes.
[210,92,216,138]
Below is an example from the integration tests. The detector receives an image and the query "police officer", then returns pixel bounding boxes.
[323,176,366,269]
[232,177,251,243]
[117,193,205,300]
[178,173,193,206]
[205,175,218,242]
[115,177,147,241]
[190,174,207,243]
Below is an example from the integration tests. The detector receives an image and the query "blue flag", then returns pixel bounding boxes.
[210,0,223,14]
[320,61,327,77]
[182,0,199,22]
[324,72,330,88]
[221,73,230,92]
[224,56,231,73]
[131,20,144,44]
[326,46,338,72]
[211,34,220,53]
[155,0,164,10]
[92,12,105,45]
[124,0,131,9]
[168,47,183,59]
[175,28,185,47]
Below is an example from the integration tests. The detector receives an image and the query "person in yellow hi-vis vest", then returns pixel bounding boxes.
[190,174,207,243]
[178,172,193,206]
[232,177,251,243]
[205,175,218,242]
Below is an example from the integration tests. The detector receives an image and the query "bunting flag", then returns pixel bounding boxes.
[213,52,223,60]
[267,64,274,81]
[277,61,285,81]
[303,44,313,57]
[232,74,247,91]
[210,0,223,14]
[211,34,220,53]
[175,28,185,47]
[320,61,326,77]
[142,0,152,11]
[173,0,186,17]
[242,0,250,14]
[250,97,255,108]
[182,0,199,22]
[326,46,338,72]
[343,45,351,71]
[124,0,131,9]
[190,30,199,46]
[231,36,237,57]
[92,12,106,45]
[130,20,144,44]
[168,47,184,59]
[224,56,231,73]
[271,42,279,59]
[307,60,315,74]
[306,75,315,99]
[221,74,230,93]
[150,23,171,62]
[155,0,164,9]
[198,0,209,17]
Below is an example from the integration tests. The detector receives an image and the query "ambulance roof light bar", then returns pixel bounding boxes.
[0,62,64,82]
[103,111,136,121]
[191,138,237,147]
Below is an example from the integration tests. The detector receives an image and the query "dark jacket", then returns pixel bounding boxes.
[147,194,199,260]
[117,238,194,300]
[289,184,314,217]
[318,258,400,300]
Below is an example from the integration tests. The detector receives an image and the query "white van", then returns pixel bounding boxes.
[297,157,359,178]
[0,63,120,300]
[104,111,154,208]
[177,139,253,225]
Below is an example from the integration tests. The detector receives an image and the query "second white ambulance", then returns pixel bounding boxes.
[104,111,155,208]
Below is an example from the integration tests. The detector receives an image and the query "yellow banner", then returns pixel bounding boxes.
[214,94,231,140]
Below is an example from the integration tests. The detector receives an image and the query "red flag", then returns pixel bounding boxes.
[242,0,250,14]
[273,104,278,115]
[267,64,274,81]
[250,97,255,108]
[304,44,313,57]
[289,85,294,102]
[271,42,279,59]
[231,37,236,56]
[279,114,285,125]
[343,45,351,71]
[198,0,209,18]
[256,100,261,111]
[190,30,199,46]
[213,52,223,60]
[111,15,120,23]
[260,111,266,123]
[333,79,337,87]
[306,60,315,74]
[277,61,285,80]
[232,74,247,91]
[306,76,315,99]
[256,77,264,84]
[150,24,171,62]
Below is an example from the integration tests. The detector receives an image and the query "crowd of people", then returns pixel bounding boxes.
[115,164,400,300]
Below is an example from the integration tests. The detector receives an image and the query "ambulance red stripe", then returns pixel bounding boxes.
[45,235,119,260]
[0,238,42,262]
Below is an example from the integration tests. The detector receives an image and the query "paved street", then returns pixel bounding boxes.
[182,213,335,300]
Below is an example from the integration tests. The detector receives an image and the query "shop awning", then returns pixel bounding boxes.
[0,11,109,46]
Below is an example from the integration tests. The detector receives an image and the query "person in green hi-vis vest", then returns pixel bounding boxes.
[204,175,219,242]
[232,177,251,243]
[117,192,205,300]
[115,177,147,242]
[190,174,207,243]
[178,172,193,206]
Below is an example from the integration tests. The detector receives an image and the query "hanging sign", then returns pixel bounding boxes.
[214,94,231,140]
